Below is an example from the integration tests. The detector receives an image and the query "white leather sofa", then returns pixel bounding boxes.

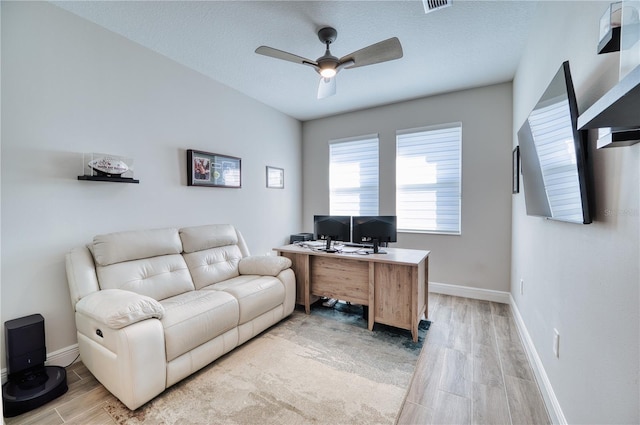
[65,224,295,410]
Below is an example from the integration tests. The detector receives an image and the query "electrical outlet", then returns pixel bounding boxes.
[520,279,524,295]
[553,329,560,358]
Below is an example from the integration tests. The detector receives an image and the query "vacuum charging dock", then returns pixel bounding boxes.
[2,366,68,417]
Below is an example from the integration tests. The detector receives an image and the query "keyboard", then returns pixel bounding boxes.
[342,242,373,248]
[302,241,327,248]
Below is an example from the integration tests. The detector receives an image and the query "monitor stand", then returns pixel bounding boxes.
[372,239,386,254]
[324,237,338,253]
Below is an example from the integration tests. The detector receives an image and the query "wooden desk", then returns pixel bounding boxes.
[274,244,429,342]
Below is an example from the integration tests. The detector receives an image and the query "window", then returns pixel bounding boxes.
[329,135,379,215]
[396,123,462,234]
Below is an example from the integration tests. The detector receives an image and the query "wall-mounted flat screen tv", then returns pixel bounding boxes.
[517,61,592,224]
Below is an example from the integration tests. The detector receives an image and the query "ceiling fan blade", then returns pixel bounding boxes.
[339,37,403,69]
[317,77,336,99]
[255,46,318,68]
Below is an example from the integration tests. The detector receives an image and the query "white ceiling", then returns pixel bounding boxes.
[52,1,539,121]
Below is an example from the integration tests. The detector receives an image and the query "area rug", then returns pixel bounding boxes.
[105,302,430,425]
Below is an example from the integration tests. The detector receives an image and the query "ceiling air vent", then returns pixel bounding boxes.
[423,0,452,14]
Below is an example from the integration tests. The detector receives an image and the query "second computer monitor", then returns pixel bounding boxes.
[352,216,397,253]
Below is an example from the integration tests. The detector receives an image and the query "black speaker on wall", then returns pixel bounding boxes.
[2,314,68,417]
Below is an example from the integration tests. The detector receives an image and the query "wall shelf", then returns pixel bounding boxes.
[598,26,621,54]
[578,65,640,131]
[78,175,139,184]
[578,65,640,148]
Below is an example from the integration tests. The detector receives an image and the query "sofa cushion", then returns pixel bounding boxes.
[182,246,243,290]
[92,228,182,266]
[205,275,285,325]
[97,254,195,301]
[160,290,239,362]
[179,224,238,254]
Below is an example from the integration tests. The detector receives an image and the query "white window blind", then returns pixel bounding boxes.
[396,123,461,234]
[329,135,379,216]
[527,98,583,222]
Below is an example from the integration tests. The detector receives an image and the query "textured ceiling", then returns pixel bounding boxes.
[53,1,539,121]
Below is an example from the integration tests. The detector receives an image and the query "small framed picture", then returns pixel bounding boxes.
[512,146,520,194]
[266,166,284,189]
[187,149,241,188]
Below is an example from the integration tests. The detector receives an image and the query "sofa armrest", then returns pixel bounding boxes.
[238,255,292,276]
[75,289,164,329]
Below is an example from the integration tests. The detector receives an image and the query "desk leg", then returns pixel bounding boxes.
[412,266,418,343]
[411,258,427,343]
[368,262,375,331]
[304,254,310,314]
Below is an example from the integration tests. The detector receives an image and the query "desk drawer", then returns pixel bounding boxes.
[310,256,369,305]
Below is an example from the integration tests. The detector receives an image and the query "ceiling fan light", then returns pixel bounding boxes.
[320,67,337,78]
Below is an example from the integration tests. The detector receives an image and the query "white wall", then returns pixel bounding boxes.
[302,83,513,292]
[1,2,302,368]
[512,2,639,423]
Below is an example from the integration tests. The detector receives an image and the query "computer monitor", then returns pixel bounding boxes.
[313,215,351,252]
[352,216,397,254]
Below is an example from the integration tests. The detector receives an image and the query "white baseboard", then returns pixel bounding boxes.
[1,344,79,384]
[509,295,566,425]
[429,281,511,304]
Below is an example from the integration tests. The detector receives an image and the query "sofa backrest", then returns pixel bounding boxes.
[92,227,183,266]
[66,246,101,310]
[179,224,246,290]
[65,224,253,308]
[92,228,195,301]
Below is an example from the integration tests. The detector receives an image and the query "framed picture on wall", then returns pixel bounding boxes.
[187,149,241,188]
[512,146,520,194]
[266,166,284,189]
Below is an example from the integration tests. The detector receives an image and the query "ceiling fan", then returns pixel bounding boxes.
[255,27,403,99]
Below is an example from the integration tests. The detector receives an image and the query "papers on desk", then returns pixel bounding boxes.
[340,246,364,253]
[296,241,368,254]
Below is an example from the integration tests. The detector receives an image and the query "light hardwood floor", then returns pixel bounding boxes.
[5,294,549,425]
[397,293,550,424]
